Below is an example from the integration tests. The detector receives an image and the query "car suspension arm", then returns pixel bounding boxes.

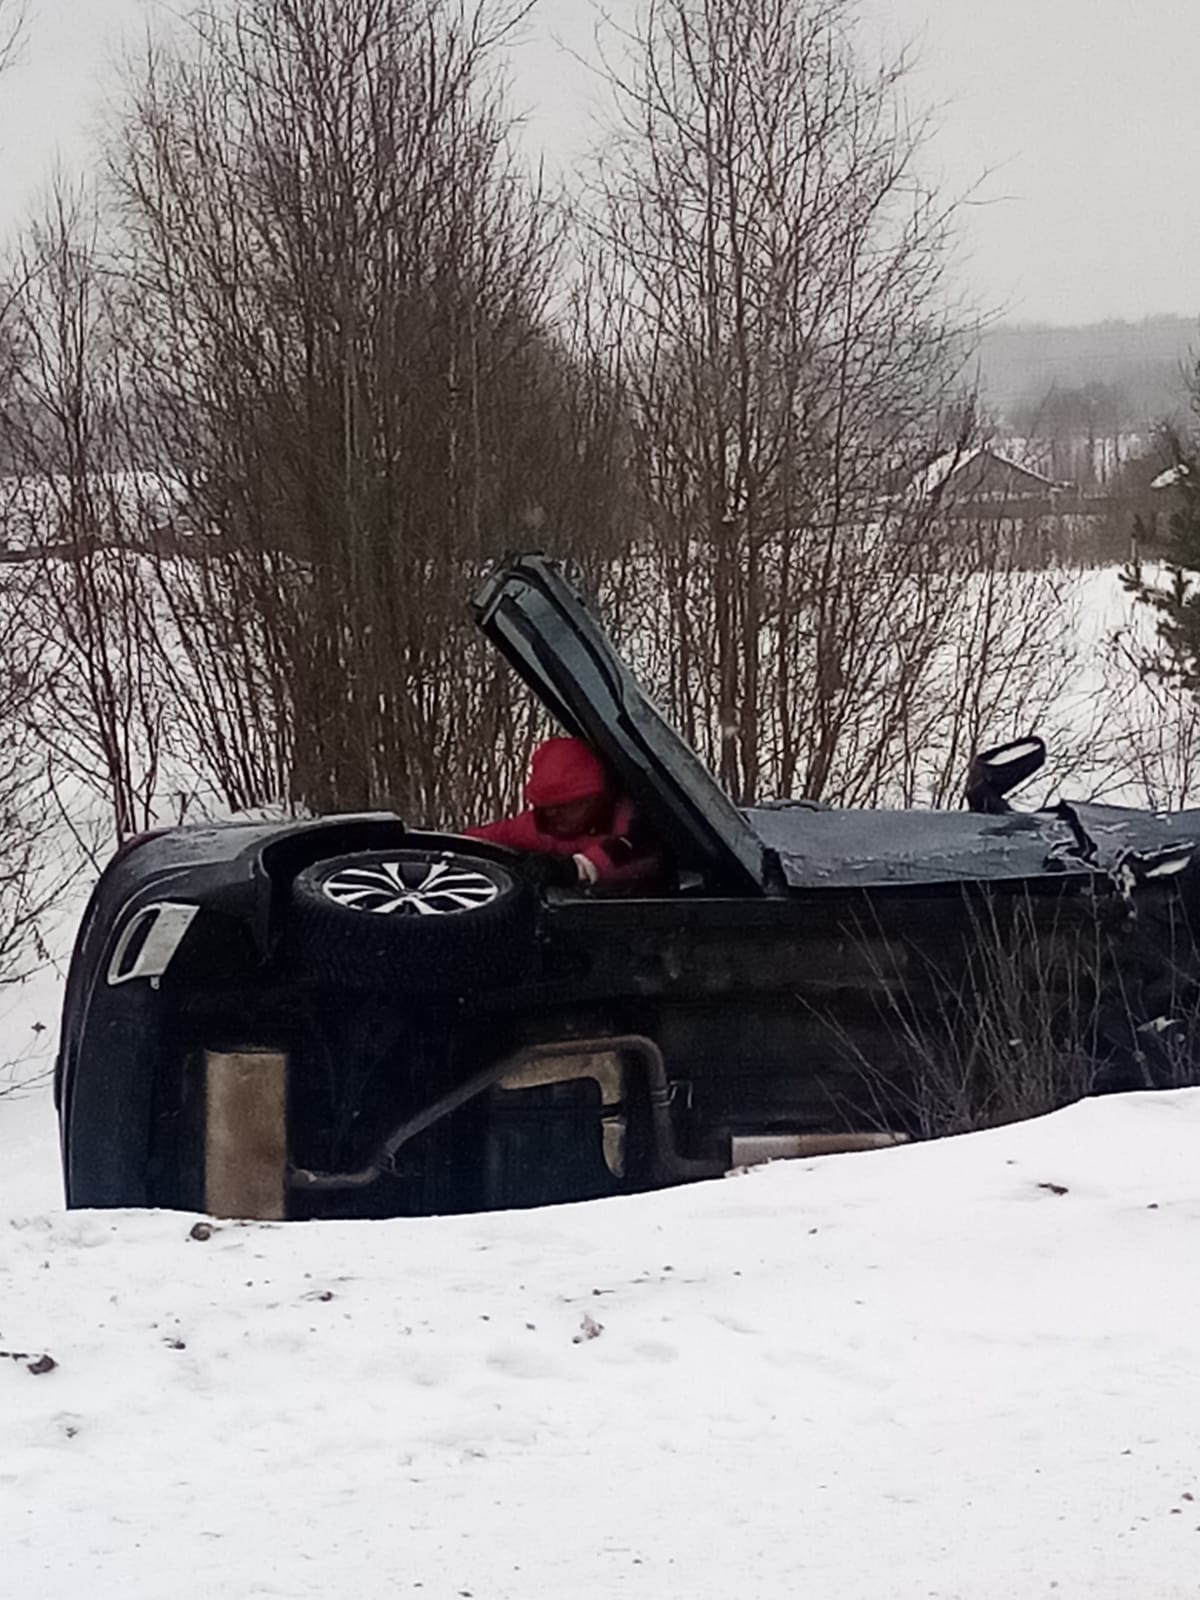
[288,1032,724,1193]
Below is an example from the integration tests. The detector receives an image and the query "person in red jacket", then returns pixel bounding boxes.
[465,736,664,889]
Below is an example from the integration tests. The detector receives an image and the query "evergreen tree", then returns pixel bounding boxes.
[1123,402,1200,688]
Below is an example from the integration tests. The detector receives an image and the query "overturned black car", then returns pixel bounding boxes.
[56,554,1200,1219]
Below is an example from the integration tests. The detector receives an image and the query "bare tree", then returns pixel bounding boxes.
[0,5,87,1087]
[1014,380,1128,490]
[102,0,632,824]
[1,182,173,839]
[585,0,1050,806]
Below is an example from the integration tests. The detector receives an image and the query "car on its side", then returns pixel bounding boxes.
[56,553,1200,1219]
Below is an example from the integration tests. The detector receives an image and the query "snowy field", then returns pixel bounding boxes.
[4,561,1200,1596]
[4,1085,1200,1598]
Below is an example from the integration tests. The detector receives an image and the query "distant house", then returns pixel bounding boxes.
[916,446,1072,513]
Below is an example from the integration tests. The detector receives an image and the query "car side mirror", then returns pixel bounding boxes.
[965,736,1046,814]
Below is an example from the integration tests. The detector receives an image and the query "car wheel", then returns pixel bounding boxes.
[283,847,534,994]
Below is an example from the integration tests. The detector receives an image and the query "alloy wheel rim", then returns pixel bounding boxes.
[320,859,501,916]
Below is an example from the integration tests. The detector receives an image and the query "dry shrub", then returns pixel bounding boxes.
[829,881,1200,1140]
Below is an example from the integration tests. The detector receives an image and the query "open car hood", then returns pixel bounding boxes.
[474,555,765,892]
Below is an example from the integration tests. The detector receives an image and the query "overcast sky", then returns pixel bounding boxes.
[0,0,1196,328]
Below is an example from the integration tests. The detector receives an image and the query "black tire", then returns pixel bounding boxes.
[283,847,534,995]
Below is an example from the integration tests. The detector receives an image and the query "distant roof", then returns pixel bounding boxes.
[913,444,1063,500]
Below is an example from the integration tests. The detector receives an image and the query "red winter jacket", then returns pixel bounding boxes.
[464,737,663,887]
[464,795,660,886]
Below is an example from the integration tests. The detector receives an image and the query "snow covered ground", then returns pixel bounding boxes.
[5,1074,1200,1598]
